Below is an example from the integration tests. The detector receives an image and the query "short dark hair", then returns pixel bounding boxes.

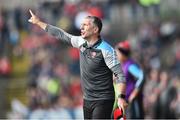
[118,48,131,57]
[86,16,102,33]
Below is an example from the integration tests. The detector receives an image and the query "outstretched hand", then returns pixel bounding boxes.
[28,9,40,24]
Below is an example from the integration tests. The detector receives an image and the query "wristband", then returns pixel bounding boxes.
[118,94,126,99]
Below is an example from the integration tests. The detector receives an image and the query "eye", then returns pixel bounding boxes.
[80,24,85,28]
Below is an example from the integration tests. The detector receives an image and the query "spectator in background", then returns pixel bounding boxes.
[143,68,159,118]
[115,40,145,119]
[157,71,179,119]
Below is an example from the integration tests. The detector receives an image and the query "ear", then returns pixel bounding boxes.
[94,26,99,33]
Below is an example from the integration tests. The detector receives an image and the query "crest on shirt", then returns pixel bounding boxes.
[90,51,96,58]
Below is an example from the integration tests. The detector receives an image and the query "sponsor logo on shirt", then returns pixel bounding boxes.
[90,51,96,58]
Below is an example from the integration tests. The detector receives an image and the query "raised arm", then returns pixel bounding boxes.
[28,10,84,46]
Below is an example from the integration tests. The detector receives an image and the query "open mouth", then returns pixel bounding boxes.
[81,31,85,36]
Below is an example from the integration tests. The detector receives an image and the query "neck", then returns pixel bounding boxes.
[87,36,100,46]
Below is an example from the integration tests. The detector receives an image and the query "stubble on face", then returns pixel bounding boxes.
[80,18,95,40]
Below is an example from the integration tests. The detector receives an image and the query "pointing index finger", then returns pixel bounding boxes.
[29,9,34,16]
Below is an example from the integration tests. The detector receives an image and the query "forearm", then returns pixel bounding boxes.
[131,88,139,98]
[128,88,139,103]
[111,64,126,96]
[115,82,126,96]
[116,82,128,116]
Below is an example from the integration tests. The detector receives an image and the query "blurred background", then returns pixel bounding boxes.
[0,0,180,119]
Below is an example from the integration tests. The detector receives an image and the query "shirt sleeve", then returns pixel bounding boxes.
[71,36,86,48]
[102,49,126,83]
[128,64,144,89]
[45,24,85,48]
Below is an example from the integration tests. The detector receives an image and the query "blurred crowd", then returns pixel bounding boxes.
[0,0,179,119]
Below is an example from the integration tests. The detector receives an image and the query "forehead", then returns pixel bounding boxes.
[82,17,93,25]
